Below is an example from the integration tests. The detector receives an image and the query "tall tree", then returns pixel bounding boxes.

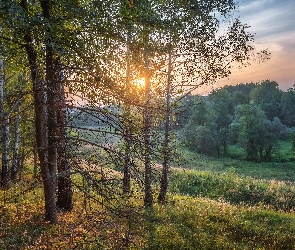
[250,80,282,120]
[206,89,232,156]
[0,54,10,188]
[156,0,268,201]
[20,0,57,222]
[236,104,266,161]
[280,86,295,127]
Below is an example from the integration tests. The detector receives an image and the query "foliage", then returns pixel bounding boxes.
[249,80,282,120]
[181,81,295,162]
[182,125,216,155]
[280,86,295,127]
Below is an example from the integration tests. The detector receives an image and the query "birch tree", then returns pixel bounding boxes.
[0,54,10,188]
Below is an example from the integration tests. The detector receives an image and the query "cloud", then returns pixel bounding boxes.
[237,0,295,40]
[197,0,295,94]
[214,0,295,91]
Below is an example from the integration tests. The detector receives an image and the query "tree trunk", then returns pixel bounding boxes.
[265,145,272,161]
[0,55,10,188]
[223,138,227,155]
[1,114,10,188]
[56,78,73,211]
[41,0,58,200]
[158,52,172,203]
[21,0,57,223]
[143,42,153,208]
[123,29,131,194]
[40,0,72,212]
[11,105,21,181]
[33,137,38,178]
[123,136,131,194]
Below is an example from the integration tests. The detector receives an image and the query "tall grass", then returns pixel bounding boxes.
[169,170,295,211]
[145,196,295,250]
[178,147,295,181]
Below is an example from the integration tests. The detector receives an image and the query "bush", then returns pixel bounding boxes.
[181,125,216,155]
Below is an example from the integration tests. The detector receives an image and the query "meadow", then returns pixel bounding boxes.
[1,146,295,249]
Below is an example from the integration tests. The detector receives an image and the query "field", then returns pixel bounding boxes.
[1,147,295,249]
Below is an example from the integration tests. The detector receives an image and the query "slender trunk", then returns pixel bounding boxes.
[21,0,57,223]
[1,115,10,188]
[40,0,72,211]
[0,56,10,188]
[143,42,153,208]
[56,77,73,211]
[33,137,38,178]
[123,29,131,194]
[216,145,220,158]
[223,139,227,155]
[41,0,57,199]
[259,147,263,159]
[266,145,272,161]
[158,52,172,203]
[11,105,21,181]
[123,135,131,194]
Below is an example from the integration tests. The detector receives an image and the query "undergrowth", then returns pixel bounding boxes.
[1,162,295,249]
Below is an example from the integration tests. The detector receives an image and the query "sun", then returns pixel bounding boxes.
[132,78,145,88]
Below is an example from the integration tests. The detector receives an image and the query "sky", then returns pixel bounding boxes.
[202,0,295,94]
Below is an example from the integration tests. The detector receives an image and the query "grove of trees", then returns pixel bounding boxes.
[181,80,294,161]
[0,0,269,225]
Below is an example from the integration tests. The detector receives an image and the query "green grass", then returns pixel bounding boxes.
[178,147,295,181]
[146,196,295,250]
[169,170,295,211]
[2,148,295,249]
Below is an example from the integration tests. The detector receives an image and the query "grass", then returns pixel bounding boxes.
[169,170,295,211]
[146,196,295,250]
[178,147,295,181]
[1,147,295,249]
[2,179,295,250]
[0,171,146,250]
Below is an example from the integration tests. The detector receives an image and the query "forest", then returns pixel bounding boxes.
[1,0,295,249]
[179,80,295,161]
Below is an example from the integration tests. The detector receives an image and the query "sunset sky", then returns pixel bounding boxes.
[202,0,295,94]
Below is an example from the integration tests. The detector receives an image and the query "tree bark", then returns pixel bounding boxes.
[11,105,21,181]
[40,0,72,212]
[1,115,10,188]
[143,42,153,208]
[123,29,131,194]
[21,0,57,223]
[33,137,38,178]
[0,55,10,188]
[56,77,73,211]
[158,52,172,203]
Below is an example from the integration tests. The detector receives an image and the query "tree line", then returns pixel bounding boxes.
[180,80,295,161]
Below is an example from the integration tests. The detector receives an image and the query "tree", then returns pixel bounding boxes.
[0,0,88,222]
[156,0,269,202]
[236,104,267,161]
[206,89,232,156]
[0,56,26,187]
[182,124,216,155]
[250,80,282,120]
[280,87,295,127]
[0,54,10,188]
